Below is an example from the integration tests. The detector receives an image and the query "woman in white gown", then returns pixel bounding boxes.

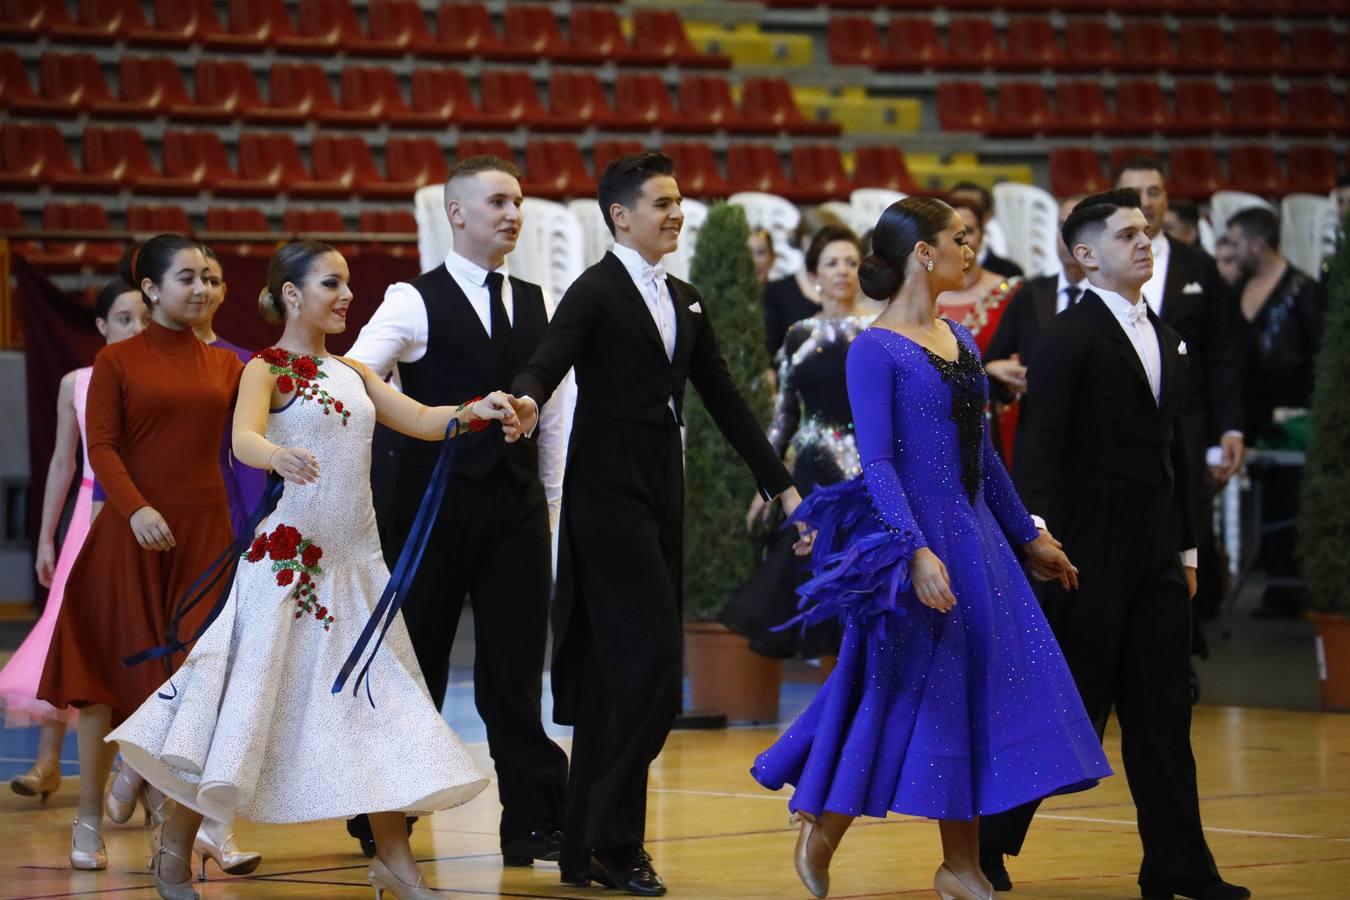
[109,242,517,899]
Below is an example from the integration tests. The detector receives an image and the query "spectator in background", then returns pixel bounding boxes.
[1164,200,1203,249]
[1226,207,1326,619]
[1335,175,1350,222]
[948,181,1024,279]
[762,208,850,355]
[1215,235,1242,288]
[748,228,775,287]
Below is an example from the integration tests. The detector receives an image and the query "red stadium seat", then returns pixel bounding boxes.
[944,18,1003,69]
[203,206,276,256]
[1175,23,1231,73]
[1,123,80,190]
[789,145,854,204]
[126,204,192,234]
[284,209,356,255]
[15,52,116,117]
[852,145,922,194]
[1003,18,1064,71]
[549,71,630,130]
[358,209,419,259]
[614,74,686,131]
[663,141,731,197]
[1287,82,1345,134]
[1062,19,1123,71]
[570,7,664,66]
[55,0,150,43]
[883,18,942,71]
[109,56,190,118]
[66,127,160,193]
[142,130,236,193]
[285,0,366,54]
[1055,81,1112,135]
[410,68,513,129]
[0,0,72,40]
[1229,81,1288,133]
[255,63,352,125]
[0,201,39,260]
[337,66,425,128]
[383,137,449,196]
[631,10,728,68]
[990,81,1055,137]
[1227,145,1290,197]
[828,16,887,68]
[1288,28,1348,76]
[1119,21,1179,71]
[1168,146,1227,200]
[39,203,124,271]
[1172,80,1229,135]
[434,3,525,60]
[218,133,319,197]
[1285,145,1341,196]
[1108,145,1161,179]
[178,59,265,121]
[208,0,298,51]
[1049,148,1109,197]
[524,140,596,200]
[678,75,757,133]
[740,77,839,136]
[480,69,576,130]
[456,138,515,163]
[307,135,392,199]
[503,5,602,64]
[936,82,994,133]
[1114,79,1172,133]
[355,0,435,56]
[592,140,646,174]
[0,49,37,111]
[127,0,222,46]
[726,144,795,197]
[1230,25,1291,75]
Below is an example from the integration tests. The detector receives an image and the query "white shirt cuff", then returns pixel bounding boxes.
[1180,549,1197,569]
[519,395,540,439]
[1031,514,1047,531]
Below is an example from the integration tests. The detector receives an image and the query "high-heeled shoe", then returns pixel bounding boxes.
[10,764,61,803]
[368,855,439,900]
[790,811,836,899]
[194,828,263,880]
[69,818,107,871]
[934,863,995,900]
[104,765,140,824]
[153,845,200,900]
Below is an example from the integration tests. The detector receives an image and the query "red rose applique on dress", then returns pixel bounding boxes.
[254,349,352,427]
[242,522,333,631]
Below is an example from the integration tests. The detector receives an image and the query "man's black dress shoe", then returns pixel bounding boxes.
[565,848,664,896]
[1141,878,1251,899]
[502,828,563,866]
[979,849,1012,892]
[559,857,614,889]
[345,815,417,859]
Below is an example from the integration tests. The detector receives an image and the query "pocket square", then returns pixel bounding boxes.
[689,302,702,314]
[1178,340,1188,355]
[1182,282,1204,295]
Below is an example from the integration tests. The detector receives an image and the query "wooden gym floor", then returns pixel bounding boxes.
[1,702,1348,899]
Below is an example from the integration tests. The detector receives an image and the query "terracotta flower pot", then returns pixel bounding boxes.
[1310,612,1350,712]
[683,621,783,724]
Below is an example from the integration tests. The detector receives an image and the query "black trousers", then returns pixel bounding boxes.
[557,417,684,871]
[389,459,568,844]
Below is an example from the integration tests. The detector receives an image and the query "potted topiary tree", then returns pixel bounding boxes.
[1300,214,1350,711]
[682,201,784,724]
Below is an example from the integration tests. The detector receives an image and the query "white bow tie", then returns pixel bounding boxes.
[1121,301,1148,325]
[641,264,667,284]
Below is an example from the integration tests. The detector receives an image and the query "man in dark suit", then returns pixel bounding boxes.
[984,193,1088,485]
[979,190,1249,900]
[511,152,800,896]
[348,155,570,866]
[1118,158,1244,625]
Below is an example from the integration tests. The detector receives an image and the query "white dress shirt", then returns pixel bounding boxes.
[1139,232,1170,317]
[1053,269,1092,315]
[609,242,679,418]
[346,248,570,527]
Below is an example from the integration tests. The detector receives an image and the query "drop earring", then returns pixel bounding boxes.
[925,260,935,272]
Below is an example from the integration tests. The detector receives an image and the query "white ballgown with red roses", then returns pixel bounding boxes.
[109,350,488,824]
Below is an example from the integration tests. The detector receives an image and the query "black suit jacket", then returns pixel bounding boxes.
[1021,290,1196,564]
[983,250,1024,279]
[1156,236,1243,444]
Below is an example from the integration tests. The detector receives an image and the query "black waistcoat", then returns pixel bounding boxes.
[397,265,546,479]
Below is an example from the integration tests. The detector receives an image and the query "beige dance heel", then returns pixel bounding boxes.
[790,811,837,899]
[69,818,107,871]
[934,863,995,900]
[194,827,263,880]
[104,763,140,823]
[368,855,439,900]
[10,764,61,803]
[153,845,200,900]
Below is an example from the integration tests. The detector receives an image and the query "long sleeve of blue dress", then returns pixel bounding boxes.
[981,426,1041,547]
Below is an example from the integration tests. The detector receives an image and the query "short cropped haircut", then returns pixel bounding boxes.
[1114,155,1166,183]
[446,154,521,188]
[597,151,674,236]
[1061,188,1143,251]
[1228,207,1280,250]
[1169,200,1200,229]
[948,180,992,220]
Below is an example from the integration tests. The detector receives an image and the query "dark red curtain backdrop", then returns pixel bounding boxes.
[15,252,420,604]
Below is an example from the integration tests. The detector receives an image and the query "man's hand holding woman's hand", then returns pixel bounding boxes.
[1025,529,1079,590]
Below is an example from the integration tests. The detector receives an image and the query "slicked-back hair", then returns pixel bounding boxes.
[1114,155,1166,184]
[1228,206,1281,250]
[1169,199,1200,229]
[446,154,521,191]
[598,151,675,236]
[1061,188,1143,251]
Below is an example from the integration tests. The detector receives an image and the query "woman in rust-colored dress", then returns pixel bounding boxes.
[39,234,244,873]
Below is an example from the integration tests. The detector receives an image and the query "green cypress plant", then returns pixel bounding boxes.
[1299,214,1350,615]
[683,202,774,621]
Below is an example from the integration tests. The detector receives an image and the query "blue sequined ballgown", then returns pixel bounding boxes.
[751,320,1111,821]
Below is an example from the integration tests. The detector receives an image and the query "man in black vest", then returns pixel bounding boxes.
[979,189,1249,900]
[347,155,569,867]
[510,152,802,896]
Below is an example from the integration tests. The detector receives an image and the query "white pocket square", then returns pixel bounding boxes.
[689,302,703,314]
[1177,340,1188,355]
[1182,282,1204,294]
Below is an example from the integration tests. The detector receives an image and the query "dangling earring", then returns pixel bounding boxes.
[813,283,822,295]
[925,260,935,272]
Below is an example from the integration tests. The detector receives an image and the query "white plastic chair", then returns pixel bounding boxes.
[818,200,861,238]
[666,197,708,283]
[508,198,585,307]
[1281,193,1338,279]
[567,197,613,269]
[991,182,1060,277]
[728,191,802,280]
[413,183,452,272]
[849,188,907,238]
[1209,191,1276,242]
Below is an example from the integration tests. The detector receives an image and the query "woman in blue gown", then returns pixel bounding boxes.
[751,198,1112,900]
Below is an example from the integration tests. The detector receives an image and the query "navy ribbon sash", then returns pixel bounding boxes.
[124,473,286,698]
[332,418,461,706]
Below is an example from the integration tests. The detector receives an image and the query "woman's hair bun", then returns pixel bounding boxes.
[858,253,903,301]
[258,287,285,325]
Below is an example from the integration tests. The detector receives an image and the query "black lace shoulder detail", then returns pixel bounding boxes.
[920,338,984,504]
